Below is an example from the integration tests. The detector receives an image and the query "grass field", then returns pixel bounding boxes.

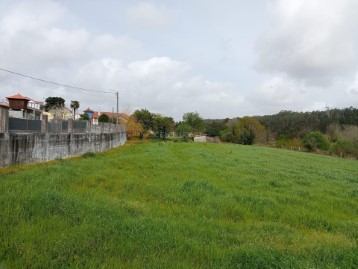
[1,142,358,268]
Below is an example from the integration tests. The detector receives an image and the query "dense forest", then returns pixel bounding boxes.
[255,107,358,139]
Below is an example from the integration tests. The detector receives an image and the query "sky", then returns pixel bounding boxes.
[1,0,358,120]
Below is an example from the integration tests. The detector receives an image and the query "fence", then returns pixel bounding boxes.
[8,117,124,134]
[9,117,41,132]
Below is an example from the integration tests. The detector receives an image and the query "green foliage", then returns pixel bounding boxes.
[205,120,226,137]
[70,100,79,109]
[133,109,154,132]
[176,123,192,133]
[220,129,234,142]
[70,100,80,119]
[276,134,289,147]
[98,114,110,123]
[79,113,89,121]
[303,131,329,151]
[239,127,256,145]
[1,143,358,268]
[45,97,65,111]
[257,107,358,139]
[330,140,358,157]
[82,152,96,158]
[166,136,189,143]
[235,117,266,145]
[182,111,205,133]
[153,114,175,139]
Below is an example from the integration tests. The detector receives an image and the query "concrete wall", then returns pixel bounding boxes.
[194,136,208,143]
[0,106,9,133]
[9,110,24,119]
[0,131,126,167]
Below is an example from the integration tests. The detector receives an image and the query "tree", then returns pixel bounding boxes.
[126,114,143,139]
[234,117,266,145]
[176,123,192,133]
[98,114,110,123]
[70,100,80,119]
[80,113,89,121]
[134,109,154,132]
[205,120,226,137]
[182,112,205,133]
[153,114,175,139]
[45,97,65,111]
[303,131,329,151]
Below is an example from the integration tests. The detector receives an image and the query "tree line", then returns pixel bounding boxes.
[128,107,358,158]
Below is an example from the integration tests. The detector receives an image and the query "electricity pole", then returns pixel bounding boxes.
[116,91,119,125]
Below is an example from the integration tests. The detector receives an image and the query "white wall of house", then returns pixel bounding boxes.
[9,110,24,118]
[194,136,207,143]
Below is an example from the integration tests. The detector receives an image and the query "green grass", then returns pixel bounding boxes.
[1,142,358,268]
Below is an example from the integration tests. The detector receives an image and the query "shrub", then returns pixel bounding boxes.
[303,131,329,151]
[234,117,266,145]
[276,135,288,147]
[220,129,234,143]
[330,140,358,157]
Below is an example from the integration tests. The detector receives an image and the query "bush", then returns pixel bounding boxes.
[239,128,256,145]
[234,117,266,145]
[220,129,234,143]
[330,140,358,157]
[303,131,329,151]
[276,135,288,147]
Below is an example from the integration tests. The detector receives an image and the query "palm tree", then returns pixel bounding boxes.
[70,100,80,119]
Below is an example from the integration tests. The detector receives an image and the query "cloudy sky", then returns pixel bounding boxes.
[1,0,358,120]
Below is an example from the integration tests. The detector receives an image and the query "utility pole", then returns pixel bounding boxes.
[116,91,119,125]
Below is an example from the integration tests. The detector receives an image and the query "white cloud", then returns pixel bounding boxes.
[249,75,307,113]
[89,34,143,60]
[72,57,243,119]
[126,2,175,30]
[2,0,355,120]
[0,0,65,35]
[346,73,358,107]
[256,0,358,86]
[0,0,90,76]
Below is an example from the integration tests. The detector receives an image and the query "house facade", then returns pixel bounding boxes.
[6,93,44,120]
[84,108,129,125]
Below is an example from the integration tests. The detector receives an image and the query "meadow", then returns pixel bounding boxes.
[0,142,357,268]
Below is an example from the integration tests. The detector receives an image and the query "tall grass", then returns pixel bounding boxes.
[1,142,357,268]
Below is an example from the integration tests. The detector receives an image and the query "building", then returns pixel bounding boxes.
[43,106,72,120]
[83,108,94,120]
[93,111,129,125]
[84,108,129,125]
[6,93,44,119]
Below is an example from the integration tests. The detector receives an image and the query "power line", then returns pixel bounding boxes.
[0,67,115,94]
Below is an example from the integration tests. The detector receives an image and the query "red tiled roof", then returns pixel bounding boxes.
[84,107,94,112]
[6,93,31,100]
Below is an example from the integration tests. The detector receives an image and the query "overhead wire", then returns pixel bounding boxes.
[0,67,115,94]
